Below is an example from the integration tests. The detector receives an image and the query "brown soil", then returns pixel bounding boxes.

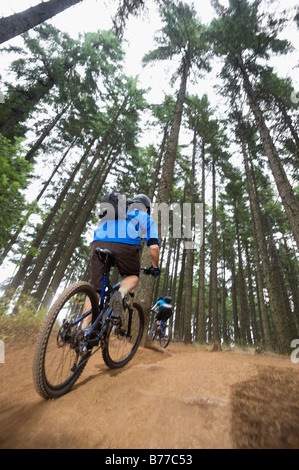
[1,339,299,449]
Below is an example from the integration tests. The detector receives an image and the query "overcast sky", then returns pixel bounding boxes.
[1,0,298,104]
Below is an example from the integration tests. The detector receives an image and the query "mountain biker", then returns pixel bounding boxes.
[85,193,160,325]
[152,295,173,331]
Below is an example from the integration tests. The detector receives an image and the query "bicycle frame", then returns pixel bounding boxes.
[67,250,146,347]
[159,320,166,336]
[69,272,118,343]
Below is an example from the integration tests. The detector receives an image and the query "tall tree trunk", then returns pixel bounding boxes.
[242,137,291,353]
[209,157,220,344]
[174,248,186,341]
[33,144,118,304]
[196,141,206,343]
[39,147,120,308]
[0,0,83,44]
[153,239,166,303]
[237,55,299,250]
[136,57,190,345]
[244,241,260,345]
[184,124,196,344]
[276,100,299,153]
[235,216,252,345]
[171,239,181,316]
[250,210,272,351]
[266,214,298,338]
[282,237,299,326]
[0,80,55,136]
[222,235,228,345]
[149,122,169,200]
[156,58,190,207]
[4,139,95,294]
[24,105,70,163]
[6,94,128,297]
[231,251,240,345]
[162,238,174,294]
[23,145,108,296]
[0,137,76,266]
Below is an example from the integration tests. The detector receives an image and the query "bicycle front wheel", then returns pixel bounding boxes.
[102,301,144,369]
[160,322,172,348]
[33,281,99,399]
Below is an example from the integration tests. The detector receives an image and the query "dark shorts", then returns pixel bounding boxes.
[156,306,173,322]
[90,240,141,291]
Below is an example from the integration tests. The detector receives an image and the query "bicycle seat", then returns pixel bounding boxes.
[95,247,115,262]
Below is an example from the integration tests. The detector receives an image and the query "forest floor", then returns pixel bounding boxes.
[1,335,299,450]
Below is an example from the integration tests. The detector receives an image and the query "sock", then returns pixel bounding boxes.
[119,286,127,299]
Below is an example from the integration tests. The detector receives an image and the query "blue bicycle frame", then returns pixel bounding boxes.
[160,320,165,336]
[70,274,121,340]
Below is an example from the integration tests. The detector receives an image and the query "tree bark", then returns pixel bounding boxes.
[24,105,70,163]
[39,146,120,308]
[5,139,95,294]
[196,140,206,343]
[244,241,261,346]
[0,137,76,266]
[0,0,83,44]
[136,56,190,345]
[221,236,228,344]
[236,54,299,250]
[174,248,186,340]
[184,124,196,344]
[231,252,240,345]
[242,137,291,353]
[235,217,252,345]
[209,157,220,344]
[0,80,55,137]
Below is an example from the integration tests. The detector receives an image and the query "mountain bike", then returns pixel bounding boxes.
[33,247,154,399]
[149,313,172,349]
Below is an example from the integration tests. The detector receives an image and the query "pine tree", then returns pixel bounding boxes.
[210,0,299,249]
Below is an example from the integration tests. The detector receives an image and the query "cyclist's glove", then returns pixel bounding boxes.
[149,266,160,278]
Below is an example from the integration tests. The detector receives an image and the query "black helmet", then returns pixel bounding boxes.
[132,194,151,210]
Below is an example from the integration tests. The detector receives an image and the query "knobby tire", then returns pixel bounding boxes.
[102,302,144,369]
[33,281,98,399]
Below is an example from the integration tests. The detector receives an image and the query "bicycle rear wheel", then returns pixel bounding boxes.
[160,322,172,348]
[102,301,144,369]
[33,281,99,399]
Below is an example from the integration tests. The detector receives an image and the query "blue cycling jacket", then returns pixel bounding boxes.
[93,210,159,246]
[155,299,171,308]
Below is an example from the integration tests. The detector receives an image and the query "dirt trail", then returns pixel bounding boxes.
[1,339,299,449]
